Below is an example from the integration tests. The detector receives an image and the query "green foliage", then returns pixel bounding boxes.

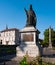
[43,29,49,47]
[19,55,55,65]
[19,56,28,65]
[20,55,55,65]
[37,56,42,65]
[42,28,55,47]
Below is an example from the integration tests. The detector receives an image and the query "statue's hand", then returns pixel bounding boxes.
[24,8,27,12]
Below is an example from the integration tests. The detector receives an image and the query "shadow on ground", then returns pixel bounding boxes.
[0,45,17,63]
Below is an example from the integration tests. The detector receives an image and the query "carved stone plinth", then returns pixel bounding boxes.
[16,26,40,57]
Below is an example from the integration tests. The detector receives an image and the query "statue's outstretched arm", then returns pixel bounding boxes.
[24,8,27,15]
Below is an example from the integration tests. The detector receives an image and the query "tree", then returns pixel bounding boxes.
[43,28,55,47]
[43,29,49,47]
[51,29,55,46]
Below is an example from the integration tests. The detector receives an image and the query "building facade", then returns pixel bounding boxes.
[0,28,20,45]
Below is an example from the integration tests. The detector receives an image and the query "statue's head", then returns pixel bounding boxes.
[30,4,32,10]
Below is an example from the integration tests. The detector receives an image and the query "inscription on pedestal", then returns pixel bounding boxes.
[23,34,34,42]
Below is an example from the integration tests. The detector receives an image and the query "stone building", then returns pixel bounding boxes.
[0,28,20,45]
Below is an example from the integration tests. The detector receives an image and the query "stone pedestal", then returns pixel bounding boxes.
[16,26,40,57]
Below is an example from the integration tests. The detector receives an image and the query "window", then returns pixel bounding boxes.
[0,40,2,45]
[6,41,9,45]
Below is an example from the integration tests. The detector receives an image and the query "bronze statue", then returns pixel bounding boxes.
[24,5,36,28]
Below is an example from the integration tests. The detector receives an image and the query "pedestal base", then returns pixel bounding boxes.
[16,44,39,57]
[16,27,40,57]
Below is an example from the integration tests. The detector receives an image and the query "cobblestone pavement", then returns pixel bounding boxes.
[0,60,19,65]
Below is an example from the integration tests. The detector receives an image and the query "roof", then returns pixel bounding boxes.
[1,28,19,32]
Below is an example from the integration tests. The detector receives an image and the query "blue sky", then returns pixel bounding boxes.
[0,0,55,39]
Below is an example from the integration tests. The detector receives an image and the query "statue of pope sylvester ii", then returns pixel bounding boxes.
[24,5,36,28]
